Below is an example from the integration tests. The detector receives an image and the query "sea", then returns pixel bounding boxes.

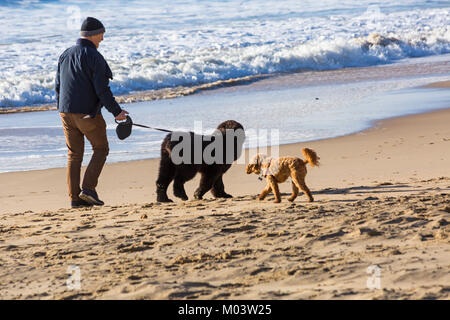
[0,0,449,172]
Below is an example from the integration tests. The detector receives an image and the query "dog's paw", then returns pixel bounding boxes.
[287,197,296,202]
[193,192,203,200]
[157,197,173,203]
[212,190,233,198]
[174,193,188,201]
[220,193,233,199]
[273,199,281,203]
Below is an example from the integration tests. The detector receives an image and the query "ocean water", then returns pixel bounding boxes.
[0,0,449,107]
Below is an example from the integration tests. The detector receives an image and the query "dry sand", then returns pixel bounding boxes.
[0,95,449,299]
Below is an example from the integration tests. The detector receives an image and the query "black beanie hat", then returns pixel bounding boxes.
[80,17,105,37]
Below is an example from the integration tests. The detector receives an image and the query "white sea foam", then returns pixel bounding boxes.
[0,0,449,107]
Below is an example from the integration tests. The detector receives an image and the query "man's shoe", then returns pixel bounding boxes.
[71,199,94,209]
[79,189,105,206]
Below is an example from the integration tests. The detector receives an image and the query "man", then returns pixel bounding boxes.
[55,17,128,208]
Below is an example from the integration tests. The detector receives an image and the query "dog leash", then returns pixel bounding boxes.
[131,122,173,133]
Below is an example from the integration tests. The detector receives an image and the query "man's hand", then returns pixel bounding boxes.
[115,110,129,121]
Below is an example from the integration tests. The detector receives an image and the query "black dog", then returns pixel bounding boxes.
[156,120,245,202]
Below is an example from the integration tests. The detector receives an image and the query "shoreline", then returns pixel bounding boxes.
[2,104,449,175]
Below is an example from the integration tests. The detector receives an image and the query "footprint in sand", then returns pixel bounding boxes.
[382,217,404,225]
[73,224,95,231]
[127,275,143,281]
[249,267,273,276]
[117,241,154,253]
[357,228,383,237]
[317,229,346,241]
[432,218,449,229]
[416,233,434,241]
[220,225,257,233]
[33,251,46,257]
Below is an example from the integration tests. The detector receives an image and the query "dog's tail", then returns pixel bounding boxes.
[302,148,320,167]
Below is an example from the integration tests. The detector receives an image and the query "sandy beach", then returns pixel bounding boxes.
[1,85,449,299]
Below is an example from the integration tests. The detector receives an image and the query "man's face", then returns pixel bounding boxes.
[91,32,104,49]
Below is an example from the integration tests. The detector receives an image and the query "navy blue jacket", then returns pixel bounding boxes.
[55,38,122,117]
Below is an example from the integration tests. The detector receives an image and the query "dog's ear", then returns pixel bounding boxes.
[249,154,260,166]
[254,154,264,167]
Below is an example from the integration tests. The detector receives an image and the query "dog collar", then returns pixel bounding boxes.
[258,158,273,180]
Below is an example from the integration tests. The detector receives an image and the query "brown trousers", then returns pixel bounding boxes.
[60,113,109,201]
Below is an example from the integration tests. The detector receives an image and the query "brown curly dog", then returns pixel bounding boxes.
[246,148,320,203]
